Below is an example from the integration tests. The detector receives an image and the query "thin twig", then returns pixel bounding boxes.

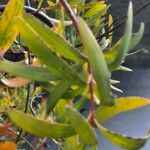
[8,128,34,150]
[87,64,96,127]
[0,5,54,27]
[60,0,78,31]
[126,48,145,56]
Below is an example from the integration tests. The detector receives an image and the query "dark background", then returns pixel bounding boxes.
[111,0,150,48]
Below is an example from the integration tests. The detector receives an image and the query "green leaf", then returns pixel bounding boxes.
[109,2,133,71]
[38,0,43,9]
[64,135,79,150]
[96,121,150,150]
[8,108,76,138]
[77,17,113,105]
[47,80,71,115]
[63,86,85,99]
[55,99,68,123]
[90,145,98,150]
[0,61,60,82]
[16,15,85,85]
[0,0,24,51]
[108,15,113,45]
[105,22,144,66]
[68,0,85,5]
[83,2,106,18]
[95,97,150,122]
[71,2,102,10]
[73,96,87,111]
[22,13,86,62]
[65,106,98,146]
[129,22,145,51]
[76,141,86,150]
[40,82,85,100]
[104,39,121,65]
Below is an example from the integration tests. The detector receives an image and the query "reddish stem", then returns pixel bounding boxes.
[60,0,79,32]
[87,63,97,127]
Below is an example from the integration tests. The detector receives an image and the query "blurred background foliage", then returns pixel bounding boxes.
[111,0,150,49]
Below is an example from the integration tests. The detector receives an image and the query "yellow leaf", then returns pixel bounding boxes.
[55,22,64,36]
[95,97,150,122]
[0,141,17,150]
[108,15,113,45]
[95,120,150,150]
[104,39,121,65]
[83,1,106,18]
[0,0,24,51]
[0,97,14,108]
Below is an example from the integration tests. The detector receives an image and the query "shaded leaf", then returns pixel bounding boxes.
[73,96,87,111]
[95,97,150,122]
[8,108,76,138]
[65,106,98,146]
[63,86,85,99]
[47,80,71,115]
[0,61,60,82]
[109,2,133,71]
[0,0,24,51]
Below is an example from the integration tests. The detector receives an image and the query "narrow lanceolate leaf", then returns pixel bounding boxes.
[64,135,79,150]
[47,80,71,115]
[117,66,133,72]
[77,141,86,150]
[8,108,76,138]
[129,22,145,51]
[108,15,113,45]
[22,13,86,62]
[0,0,24,51]
[95,121,150,150]
[0,61,60,82]
[104,22,144,66]
[104,39,121,66]
[16,16,85,85]
[109,2,133,71]
[95,97,150,122]
[65,106,98,146]
[77,17,113,105]
[83,1,106,18]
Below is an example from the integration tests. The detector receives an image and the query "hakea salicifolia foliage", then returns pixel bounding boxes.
[0,0,149,149]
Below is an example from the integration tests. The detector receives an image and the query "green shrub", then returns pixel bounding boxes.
[0,0,149,149]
